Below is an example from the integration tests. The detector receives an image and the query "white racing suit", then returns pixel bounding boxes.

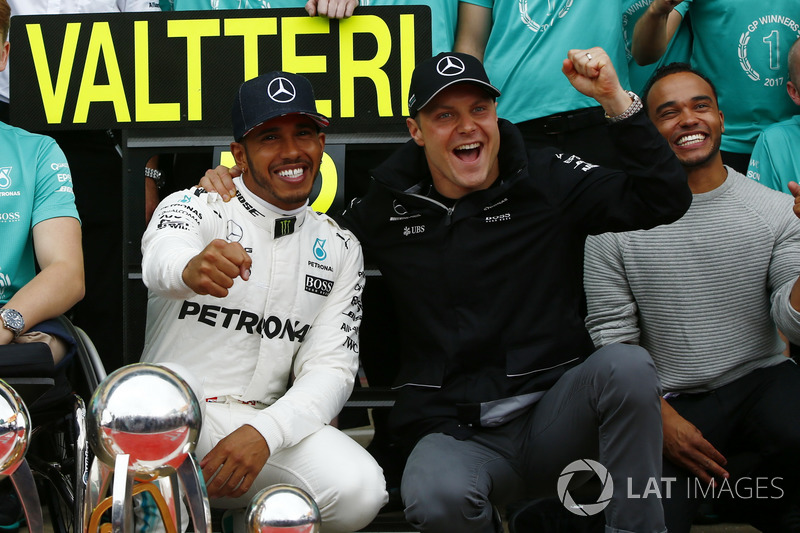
[140,178,386,532]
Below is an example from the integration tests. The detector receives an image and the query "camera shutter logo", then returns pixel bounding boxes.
[557,459,614,516]
[436,56,466,77]
[267,77,297,103]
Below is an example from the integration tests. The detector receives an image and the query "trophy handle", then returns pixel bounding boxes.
[177,453,211,533]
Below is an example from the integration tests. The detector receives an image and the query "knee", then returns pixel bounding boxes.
[590,343,661,399]
[403,485,465,531]
[156,361,205,403]
[319,460,387,532]
[403,475,491,532]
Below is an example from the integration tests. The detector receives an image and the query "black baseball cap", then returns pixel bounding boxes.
[408,52,501,116]
[232,71,330,142]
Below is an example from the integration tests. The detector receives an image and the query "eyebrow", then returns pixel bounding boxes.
[655,95,713,115]
[425,97,493,114]
[256,121,316,135]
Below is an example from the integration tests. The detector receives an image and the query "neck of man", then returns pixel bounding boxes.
[239,174,307,215]
[685,153,728,194]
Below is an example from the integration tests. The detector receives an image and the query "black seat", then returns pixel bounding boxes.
[0,316,106,533]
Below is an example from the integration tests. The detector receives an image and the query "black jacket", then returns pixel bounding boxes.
[341,112,691,445]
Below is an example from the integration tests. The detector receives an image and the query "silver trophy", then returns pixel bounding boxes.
[0,379,43,533]
[246,484,321,533]
[85,363,210,533]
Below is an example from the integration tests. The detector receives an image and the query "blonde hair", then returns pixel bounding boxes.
[0,0,9,43]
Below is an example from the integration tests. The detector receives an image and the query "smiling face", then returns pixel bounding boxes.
[231,114,325,210]
[646,71,724,170]
[407,83,501,199]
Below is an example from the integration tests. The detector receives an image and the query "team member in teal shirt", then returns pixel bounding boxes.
[357,1,463,55]
[165,0,463,55]
[749,37,800,194]
[0,124,82,342]
[457,0,630,126]
[455,1,635,167]
[633,0,800,172]
[623,0,692,94]
[0,0,84,363]
[749,116,800,194]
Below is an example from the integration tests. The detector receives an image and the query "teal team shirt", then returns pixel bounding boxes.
[747,115,800,194]
[166,0,460,55]
[169,0,304,8]
[359,1,460,54]
[622,0,692,94]
[0,122,80,305]
[467,0,631,123]
[675,0,800,153]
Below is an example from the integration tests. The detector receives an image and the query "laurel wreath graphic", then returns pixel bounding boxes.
[518,0,573,33]
[0,273,9,302]
[738,30,760,82]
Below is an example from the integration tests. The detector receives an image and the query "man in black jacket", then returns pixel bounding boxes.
[201,48,691,533]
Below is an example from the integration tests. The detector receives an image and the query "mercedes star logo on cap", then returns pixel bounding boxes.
[436,56,466,77]
[267,77,297,103]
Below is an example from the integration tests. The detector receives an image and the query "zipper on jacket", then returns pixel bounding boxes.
[445,206,455,225]
[406,192,459,226]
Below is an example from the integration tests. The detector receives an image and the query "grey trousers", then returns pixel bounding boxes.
[401,343,665,533]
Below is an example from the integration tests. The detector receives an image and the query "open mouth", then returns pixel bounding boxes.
[276,166,306,183]
[675,133,707,147]
[453,142,482,162]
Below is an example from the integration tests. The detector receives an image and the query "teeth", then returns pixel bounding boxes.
[676,134,705,146]
[455,142,480,151]
[277,168,304,178]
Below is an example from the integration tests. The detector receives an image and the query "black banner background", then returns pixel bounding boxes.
[9,6,431,134]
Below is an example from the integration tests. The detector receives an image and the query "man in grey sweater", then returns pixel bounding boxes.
[584,62,800,532]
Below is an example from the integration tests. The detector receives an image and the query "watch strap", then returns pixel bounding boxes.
[605,91,643,124]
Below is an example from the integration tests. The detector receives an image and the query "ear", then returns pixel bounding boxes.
[0,41,9,73]
[719,109,724,134]
[230,142,247,173]
[788,81,800,106]
[318,131,326,152]
[407,117,424,147]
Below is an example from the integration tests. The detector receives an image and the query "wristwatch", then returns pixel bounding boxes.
[605,91,643,124]
[0,308,24,338]
[144,166,166,190]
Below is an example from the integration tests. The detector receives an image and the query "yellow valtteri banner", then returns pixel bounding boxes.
[9,6,431,133]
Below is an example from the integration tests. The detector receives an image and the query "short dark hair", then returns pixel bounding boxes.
[0,0,9,44]
[642,62,719,113]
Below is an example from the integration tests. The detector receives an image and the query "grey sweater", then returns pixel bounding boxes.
[585,168,800,393]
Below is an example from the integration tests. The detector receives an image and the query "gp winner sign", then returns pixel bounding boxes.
[9,7,431,134]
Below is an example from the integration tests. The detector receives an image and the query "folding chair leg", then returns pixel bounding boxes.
[9,461,44,533]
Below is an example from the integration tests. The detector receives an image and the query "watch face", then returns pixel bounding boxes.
[1,309,23,334]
